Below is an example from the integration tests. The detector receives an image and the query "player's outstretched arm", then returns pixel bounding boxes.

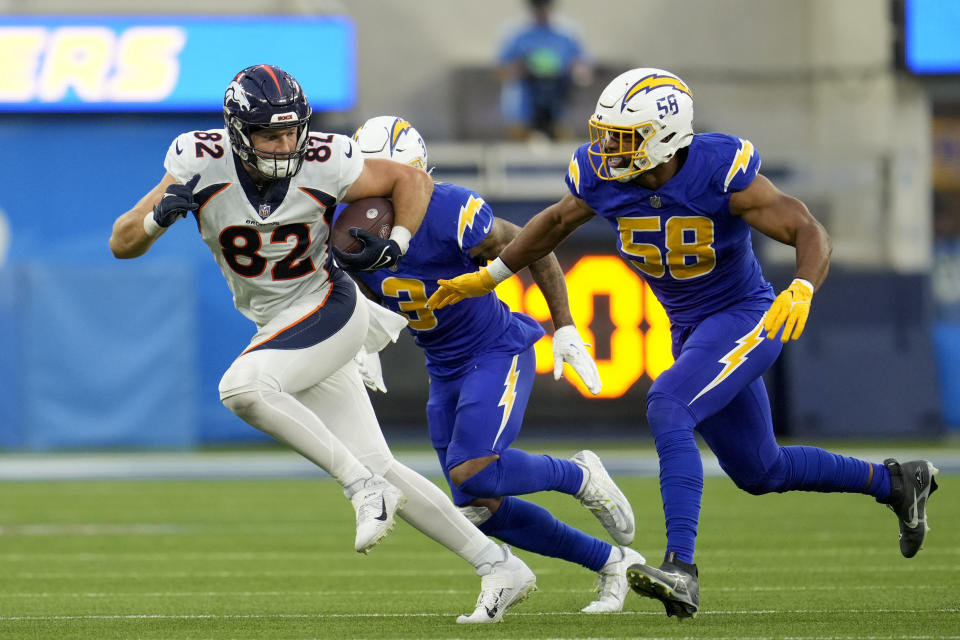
[109,172,190,259]
[469,217,600,394]
[731,173,832,342]
[427,193,594,309]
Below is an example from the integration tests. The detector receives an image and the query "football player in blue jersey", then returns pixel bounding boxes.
[338,115,646,616]
[428,68,940,619]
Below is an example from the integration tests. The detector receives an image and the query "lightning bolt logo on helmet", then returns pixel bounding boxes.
[620,72,692,112]
[354,115,428,171]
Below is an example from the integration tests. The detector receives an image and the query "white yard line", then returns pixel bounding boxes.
[4,449,955,481]
[0,609,957,621]
[0,584,953,599]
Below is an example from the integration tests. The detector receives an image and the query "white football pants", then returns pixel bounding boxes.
[218,289,495,567]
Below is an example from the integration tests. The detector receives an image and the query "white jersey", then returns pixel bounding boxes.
[163,128,363,326]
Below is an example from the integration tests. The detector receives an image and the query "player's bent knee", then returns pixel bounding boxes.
[448,455,498,489]
[221,391,262,424]
[454,460,503,498]
[722,453,789,495]
[219,361,281,402]
[646,393,698,435]
[731,476,775,495]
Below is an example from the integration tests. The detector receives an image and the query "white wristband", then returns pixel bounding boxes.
[143,213,166,238]
[389,225,412,255]
[486,257,515,284]
[792,278,814,293]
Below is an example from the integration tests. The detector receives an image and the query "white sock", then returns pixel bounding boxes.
[602,545,622,569]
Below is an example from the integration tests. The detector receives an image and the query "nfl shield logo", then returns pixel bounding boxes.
[258,203,272,219]
[649,195,662,209]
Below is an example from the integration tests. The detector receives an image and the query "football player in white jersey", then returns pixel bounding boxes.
[109,64,536,623]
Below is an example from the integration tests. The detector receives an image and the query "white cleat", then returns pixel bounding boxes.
[581,546,646,613]
[457,545,537,624]
[572,450,636,545]
[348,475,406,554]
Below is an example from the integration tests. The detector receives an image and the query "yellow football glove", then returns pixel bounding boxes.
[764,278,814,342]
[426,267,497,310]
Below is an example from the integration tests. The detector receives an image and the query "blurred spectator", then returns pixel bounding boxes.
[497,0,592,141]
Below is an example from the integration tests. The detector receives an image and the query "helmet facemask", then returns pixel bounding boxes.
[227,115,311,180]
[588,119,662,182]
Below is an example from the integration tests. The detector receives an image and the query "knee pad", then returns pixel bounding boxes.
[646,393,698,437]
[721,452,788,495]
[727,471,777,495]
[219,360,280,402]
[219,362,282,424]
[221,390,260,420]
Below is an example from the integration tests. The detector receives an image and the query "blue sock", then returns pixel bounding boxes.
[457,448,584,498]
[868,462,891,500]
[647,397,702,565]
[778,447,891,499]
[478,496,611,571]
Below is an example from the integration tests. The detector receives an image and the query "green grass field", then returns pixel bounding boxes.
[0,464,957,639]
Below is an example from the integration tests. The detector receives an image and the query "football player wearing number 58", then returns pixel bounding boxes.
[109,64,538,624]
[427,67,940,619]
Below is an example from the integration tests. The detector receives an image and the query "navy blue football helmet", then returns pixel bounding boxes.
[223,64,313,180]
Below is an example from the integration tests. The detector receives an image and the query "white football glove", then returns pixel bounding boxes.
[552,325,601,395]
[354,346,387,393]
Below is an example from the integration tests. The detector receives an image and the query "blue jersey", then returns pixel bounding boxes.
[566,132,774,325]
[347,182,544,378]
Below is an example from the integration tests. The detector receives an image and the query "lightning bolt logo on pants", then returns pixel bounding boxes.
[493,355,520,448]
[689,320,765,405]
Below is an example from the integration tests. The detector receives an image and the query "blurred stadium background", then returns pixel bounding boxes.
[0,0,957,466]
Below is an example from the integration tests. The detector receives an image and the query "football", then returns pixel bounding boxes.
[331,197,395,254]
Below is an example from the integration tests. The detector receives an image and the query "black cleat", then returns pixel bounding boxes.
[878,458,939,558]
[626,551,699,619]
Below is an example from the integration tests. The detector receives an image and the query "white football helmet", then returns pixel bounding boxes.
[587,67,694,181]
[353,116,428,171]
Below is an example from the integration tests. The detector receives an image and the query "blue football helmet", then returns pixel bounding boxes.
[223,64,313,180]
